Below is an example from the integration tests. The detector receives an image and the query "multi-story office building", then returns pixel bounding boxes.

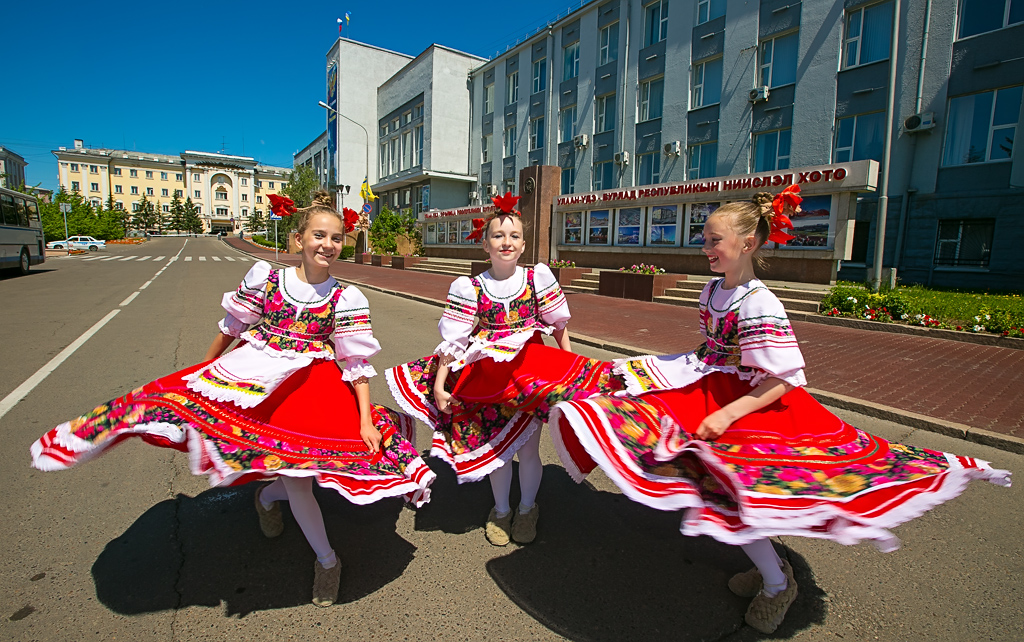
[306,1,1022,286]
[0,146,27,190]
[53,140,290,233]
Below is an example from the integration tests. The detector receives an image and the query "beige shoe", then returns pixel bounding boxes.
[729,559,792,598]
[485,507,513,546]
[312,558,342,607]
[254,484,283,538]
[510,504,539,544]
[744,561,798,634]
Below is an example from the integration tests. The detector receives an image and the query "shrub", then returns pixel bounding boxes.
[619,263,665,275]
[550,259,576,268]
[252,234,286,250]
[341,246,355,259]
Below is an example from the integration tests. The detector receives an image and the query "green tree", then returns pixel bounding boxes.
[183,197,203,234]
[282,164,318,210]
[247,208,265,235]
[168,192,185,232]
[132,194,154,231]
[368,206,419,254]
[40,188,100,240]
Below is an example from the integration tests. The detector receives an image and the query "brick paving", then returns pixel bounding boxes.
[225,239,1024,437]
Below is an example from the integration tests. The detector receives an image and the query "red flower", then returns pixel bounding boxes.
[773,184,802,216]
[268,194,297,218]
[768,185,800,244]
[342,207,360,233]
[465,218,488,242]
[491,191,521,215]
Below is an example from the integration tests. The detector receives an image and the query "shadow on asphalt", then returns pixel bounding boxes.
[91,484,415,617]
[1,267,57,280]
[478,465,828,642]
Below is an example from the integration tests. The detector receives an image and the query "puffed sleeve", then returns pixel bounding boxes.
[218,260,272,337]
[334,286,381,380]
[534,263,570,329]
[435,276,478,359]
[737,288,807,387]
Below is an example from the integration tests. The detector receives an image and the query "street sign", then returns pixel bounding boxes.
[59,203,71,213]
[269,214,282,220]
[361,203,372,214]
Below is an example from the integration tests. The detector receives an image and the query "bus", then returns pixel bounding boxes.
[0,186,45,275]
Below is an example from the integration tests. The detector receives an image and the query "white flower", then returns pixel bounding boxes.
[985,314,991,320]
[847,296,858,303]
[975,316,981,322]
[973,325,985,332]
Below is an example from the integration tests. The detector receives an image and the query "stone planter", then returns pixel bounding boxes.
[471,261,491,277]
[371,254,392,267]
[355,252,372,265]
[598,271,684,302]
[390,256,425,269]
[549,267,591,286]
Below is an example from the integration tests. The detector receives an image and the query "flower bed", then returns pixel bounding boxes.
[355,252,372,264]
[599,270,681,302]
[619,263,666,275]
[820,283,1024,338]
[107,238,147,245]
[371,254,392,267]
[390,255,424,270]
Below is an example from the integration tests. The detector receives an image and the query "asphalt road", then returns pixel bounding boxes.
[1,237,1020,642]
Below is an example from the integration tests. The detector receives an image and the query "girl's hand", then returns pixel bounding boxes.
[434,388,454,414]
[695,409,733,441]
[360,420,382,453]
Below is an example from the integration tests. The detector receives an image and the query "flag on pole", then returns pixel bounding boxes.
[337,17,343,35]
[360,177,377,202]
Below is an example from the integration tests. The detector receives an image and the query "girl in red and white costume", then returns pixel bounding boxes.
[550,188,1009,634]
[386,193,620,546]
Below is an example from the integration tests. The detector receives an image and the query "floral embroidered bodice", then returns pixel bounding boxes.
[469,268,546,343]
[694,277,770,374]
[246,269,346,357]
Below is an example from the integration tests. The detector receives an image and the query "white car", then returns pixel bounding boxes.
[47,236,106,251]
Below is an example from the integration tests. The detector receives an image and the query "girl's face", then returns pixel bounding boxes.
[702,214,756,275]
[483,215,525,266]
[295,213,345,269]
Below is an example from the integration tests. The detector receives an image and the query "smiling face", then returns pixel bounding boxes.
[702,213,757,275]
[295,213,345,270]
[482,215,525,267]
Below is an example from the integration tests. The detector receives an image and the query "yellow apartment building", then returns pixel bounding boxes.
[53,139,290,233]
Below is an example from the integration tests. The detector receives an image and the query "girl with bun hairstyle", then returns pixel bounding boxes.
[31,192,434,608]
[549,187,1009,634]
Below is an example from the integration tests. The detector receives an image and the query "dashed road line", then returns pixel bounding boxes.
[185,256,192,262]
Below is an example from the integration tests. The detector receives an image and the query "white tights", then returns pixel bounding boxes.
[488,426,543,515]
[259,476,337,568]
[740,538,787,593]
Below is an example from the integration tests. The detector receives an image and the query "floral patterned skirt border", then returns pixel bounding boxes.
[550,371,1010,550]
[30,359,435,507]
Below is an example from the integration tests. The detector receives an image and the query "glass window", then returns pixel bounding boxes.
[533,58,547,93]
[958,0,1024,39]
[639,77,665,121]
[484,83,494,114]
[596,93,617,133]
[588,209,611,244]
[192,173,200,181]
[843,2,893,68]
[686,202,720,246]
[194,190,201,198]
[70,163,78,172]
[131,169,138,177]
[559,105,577,143]
[563,211,583,244]
[691,57,722,108]
[644,0,669,46]
[402,131,413,170]
[482,134,493,164]
[561,165,576,194]
[402,111,412,126]
[447,219,460,244]
[146,187,154,196]
[146,171,153,179]
[753,129,792,172]
[943,86,1022,165]
[615,207,643,245]
[161,188,169,197]
[176,173,182,181]
[115,185,122,194]
[415,125,424,165]
[131,186,138,194]
[90,182,99,192]
[504,125,517,157]
[636,152,661,185]
[507,71,519,104]
[113,168,121,176]
[649,204,679,246]
[160,171,168,180]
[563,41,580,80]
[530,117,545,150]
[599,23,619,65]
[687,141,718,179]
[414,103,424,119]
[426,222,436,244]
[593,160,616,190]
[759,32,799,87]
[697,0,725,25]
[389,138,398,174]
[90,165,98,173]
[835,112,885,162]
[935,219,995,267]
[380,143,388,177]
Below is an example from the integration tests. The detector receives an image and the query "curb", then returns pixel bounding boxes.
[224,240,1024,455]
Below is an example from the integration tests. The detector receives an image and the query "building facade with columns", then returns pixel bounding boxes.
[53,140,290,233]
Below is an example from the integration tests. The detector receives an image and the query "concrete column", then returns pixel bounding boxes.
[518,164,561,265]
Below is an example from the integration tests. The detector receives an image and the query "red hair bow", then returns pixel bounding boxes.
[342,207,360,234]
[267,194,296,218]
[769,185,801,244]
[491,191,521,215]
[465,218,488,242]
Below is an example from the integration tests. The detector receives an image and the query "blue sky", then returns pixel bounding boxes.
[2,0,582,192]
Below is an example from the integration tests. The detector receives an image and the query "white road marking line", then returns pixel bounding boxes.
[139,280,153,290]
[185,256,193,261]
[199,256,206,261]
[138,256,151,261]
[82,257,103,261]
[212,256,221,261]
[154,256,165,261]
[225,256,235,261]
[101,256,119,261]
[120,256,136,261]
[0,309,121,420]
[120,292,139,306]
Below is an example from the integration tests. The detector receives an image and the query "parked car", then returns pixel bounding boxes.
[47,236,106,251]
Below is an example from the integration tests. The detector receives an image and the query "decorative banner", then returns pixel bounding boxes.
[326,62,338,187]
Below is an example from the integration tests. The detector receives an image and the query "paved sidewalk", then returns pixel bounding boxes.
[225,239,1024,447]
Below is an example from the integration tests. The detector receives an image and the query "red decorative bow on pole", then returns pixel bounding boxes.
[465,218,488,242]
[768,185,801,244]
[491,191,521,215]
[342,207,360,234]
[267,194,297,218]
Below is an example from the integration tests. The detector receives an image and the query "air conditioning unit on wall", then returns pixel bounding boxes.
[903,112,936,134]
[664,141,681,156]
[487,184,498,196]
[614,151,630,165]
[468,191,478,200]
[573,134,589,148]
[749,86,770,103]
